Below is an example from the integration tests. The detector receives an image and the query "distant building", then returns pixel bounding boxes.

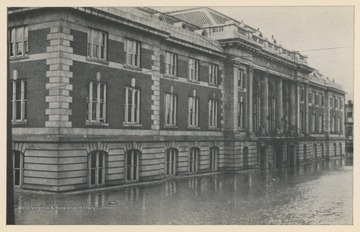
[8,7,346,192]
[345,100,353,157]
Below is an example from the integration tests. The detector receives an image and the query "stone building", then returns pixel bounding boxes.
[9,7,346,192]
[345,100,353,157]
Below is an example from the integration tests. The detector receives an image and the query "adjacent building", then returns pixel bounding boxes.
[9,7,346,192]
[345,100,353,157]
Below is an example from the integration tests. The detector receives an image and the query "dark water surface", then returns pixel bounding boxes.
[14,158,353,225]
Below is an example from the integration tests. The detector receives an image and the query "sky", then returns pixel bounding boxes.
[155,6,354,100]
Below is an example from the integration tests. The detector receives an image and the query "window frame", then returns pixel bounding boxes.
[88,151,106,187]
[189,147,200,173]
[238,68,246,89]
[124,38,141,68]
[87,81,107,124]
[124,86,141,125]
[11,79,27,123]
[126,150,140,182]
[165,148,177,176]
[208,99,218,128]
[87,28,108,61]
[165,51,178,77]
[13,151,24,187]
[188,96,199,128]
[209,63,219,85]
[209,146,218,171]
[9,26,28,58]
[188,58,200,81]
[164,92,177,127]
[238,96,244,130]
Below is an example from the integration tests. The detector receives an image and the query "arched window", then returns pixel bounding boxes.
[333,143,337,157]
[165,148,177,176]
[243,146,249,167]
[339,143,342,156]
[126,150,140,182]
[189,147,200,173]
[88,150,106,186]
[320,143,324,158]
[209,146,219,171]
[313,143,317,159]
[303,144,307,161]
[13,150,24,187]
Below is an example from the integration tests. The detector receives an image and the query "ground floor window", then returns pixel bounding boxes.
[89,151,106,186]
[13,150,24,187]
[209,147,218,171]
[303,144,307,160]
[243,146,249,167]
[189,147,200,173]
[126,150,140,182]
[165,148,177,176]
[313,144,317,158]
[320,143,324,158]
[333,143,337,157]
[339,143,342,156]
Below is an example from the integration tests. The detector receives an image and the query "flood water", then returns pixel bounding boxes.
[14,158,353,225]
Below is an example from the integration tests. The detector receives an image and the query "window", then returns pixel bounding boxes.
[208,99,218,128]
[126,150,140,181]
[300,86,304,102]
[312,112,316,132]
[243,146,249,167]
[89,151,106,186]
[165,51,178,76]
[87,28,107,61]
[334,98,338,108]
[238,69,245,88]
[125,86,140,125]
[320,143,324,158]
[312,91,316,104]
[313,144,317,158]
[333,143,337,157]
[238,96,244,129]
[319,114,323,133]
[13,151,24,187]
[165,149,177,176]
[11,78,27,122]
[320,94,324,106]
[308,92,312,104]
[315,94,319,106]
[209,147,218,171]
[299,104,304,131]
[87,81,106,123]
[338,117,341,133]
[189,147,200,173]
[165,92,177,126]
[189,58,199,81]
[188,95,199,128]
[340,98,343,109]
[339,143,342,156]
[125,39,141,68]
[9,26,28,58]
[330,97,333,108]
[209,64,219,85]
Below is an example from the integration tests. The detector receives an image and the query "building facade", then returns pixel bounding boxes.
[9,7,346,192]
[345,100,353,157]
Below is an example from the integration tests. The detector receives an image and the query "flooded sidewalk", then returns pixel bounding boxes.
[14,158,352,225]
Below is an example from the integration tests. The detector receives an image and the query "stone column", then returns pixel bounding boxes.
[247,67,254,134]
[275,78,283,132]
[261,73,269,132]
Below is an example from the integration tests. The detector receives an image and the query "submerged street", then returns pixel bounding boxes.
[14,158,352,225]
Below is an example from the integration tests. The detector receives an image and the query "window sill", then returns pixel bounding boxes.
[123,122,142,127]
[86,57,109,65]
[124,64,142,71]
[164,125,178,129]
[187,126,200,130]
[12,120,27,125]
[9,55,29,61]
[164,74,178,79]
[238,87,246,91]
[208,83,220,87]
[209,127,221,131]
[187,79,200,84]
[86,121,109,126]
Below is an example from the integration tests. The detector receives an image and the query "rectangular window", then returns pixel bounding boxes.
[299,104,304,131]
[238,96,244,129]
[87,81,106,123]
[188,96,199,127]
[338,117,341,133]
[312,112,316,133]
[9,26,28,58]
[208,99,218,128]
[11,79,27,122]
[125,87,140,124]
[165,93,177,126]
[308,92,312,105]
[315,94,319,106]
[330,97,333,108]
[165,51,178,76]
[209,63,219,85]
[238,69,246,88]
[125,39,141,68]
[334,98,338,108]
[189,58,199,81]
[312,91,316,104]
[300,87,304,102]
[87,28,107,61]
[319,114,323,133]
[320,94,324,106]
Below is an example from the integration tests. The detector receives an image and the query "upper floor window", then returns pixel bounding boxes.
[125,39,141,68]
[87,28,107,61]
[238,96,244,129]
[308,92,312,104]
[209,64,219,85]
[299,86,305,102]
[9,26,28,58]
[320,93,324,106]
[208,99,218,128]
[189,58,199,81]
[315,94,319,106]
[165,51,177,76]
[312,91,316,104]
[125,81,140,125]
[340,98,343,109]
[165,92,177,127]
[87,80,107,123]
[330,97,333,108]
[334,98,338,108]
[238,69,245,88]
[188,92,199,128]
[11,71,27,123]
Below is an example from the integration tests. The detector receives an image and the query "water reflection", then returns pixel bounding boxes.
[14,158,352,225]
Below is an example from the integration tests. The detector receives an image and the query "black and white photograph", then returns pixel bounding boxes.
[3,2,359,230]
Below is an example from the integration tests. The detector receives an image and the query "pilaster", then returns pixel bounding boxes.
[151,46,161,130]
